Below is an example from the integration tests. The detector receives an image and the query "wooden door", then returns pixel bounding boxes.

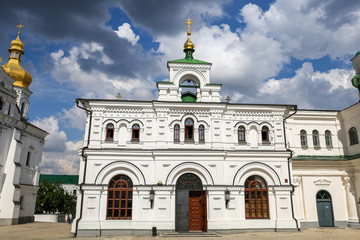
[189,191,207,232]
[189,191,202,231]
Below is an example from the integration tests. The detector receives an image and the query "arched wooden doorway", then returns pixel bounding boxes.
[175,173,207,232]
[316,190,334,227]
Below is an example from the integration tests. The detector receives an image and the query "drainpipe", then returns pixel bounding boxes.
[282,105,300,231]
[74,98,92,237]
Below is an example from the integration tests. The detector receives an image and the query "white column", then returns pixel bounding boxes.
[343,176,359,223]
[292,176,304,221]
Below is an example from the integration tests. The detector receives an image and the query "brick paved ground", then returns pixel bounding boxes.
[0,222,359,240]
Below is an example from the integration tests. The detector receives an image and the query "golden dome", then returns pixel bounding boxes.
[9,35,24,53]
[2,22,32,90]
[184,37,194,50]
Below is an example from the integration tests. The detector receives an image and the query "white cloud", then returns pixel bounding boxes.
[32,115,81,174]
[240,0,360,60]
[60,104,87,131]
[50,42,156,100]
[40,140,81,175]
[31,116,67,152]
[254,62,357,109]
[115,23,140,46]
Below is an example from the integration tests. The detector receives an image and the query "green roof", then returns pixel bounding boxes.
[168,58,212,65]
[351,51,360,60]
[293,153,360,161]
[40,174,79,184]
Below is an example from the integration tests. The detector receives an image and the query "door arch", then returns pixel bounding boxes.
[316,190,334,227]
[175,173,207,232]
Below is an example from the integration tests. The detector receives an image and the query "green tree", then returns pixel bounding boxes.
[35,180,76,214]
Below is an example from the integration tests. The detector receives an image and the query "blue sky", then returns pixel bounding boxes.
[1,0,359,174]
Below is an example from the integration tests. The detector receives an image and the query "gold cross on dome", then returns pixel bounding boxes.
[16,20,24,35]
[185,18,192,33]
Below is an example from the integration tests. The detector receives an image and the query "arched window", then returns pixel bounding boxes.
[245,176,269,219]
[26,151,31,166]
[349,127,359,145]
[174,124,180,141]
[325,130,332,147]
[20,196,24,209]
[0,97,3,111]
[317,190,331,200]
[313,130,320,147]
[261,126,269,142]
[199,125,205,142]
[300,130,307,147]
[185,118,194,140]
[20,102,25,116]
[238,126,246,142]
[107,175,133,219]
[106,123,114,140]
[132,124,140,141]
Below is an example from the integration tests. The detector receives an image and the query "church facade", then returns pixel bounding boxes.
[72,20,360,237]
[0,25,48,225]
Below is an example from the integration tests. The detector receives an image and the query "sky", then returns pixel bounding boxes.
[1,0,360,175]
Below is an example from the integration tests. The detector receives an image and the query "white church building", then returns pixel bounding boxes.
[0,24,48,225]
[72,20,360,237]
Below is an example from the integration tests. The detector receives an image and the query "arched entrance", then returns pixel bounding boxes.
[316,190,334,227]
[175,173,207,232]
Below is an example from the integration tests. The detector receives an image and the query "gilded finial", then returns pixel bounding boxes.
[16,20,24,36]
[183,18,195,54]
[185,18,192,36]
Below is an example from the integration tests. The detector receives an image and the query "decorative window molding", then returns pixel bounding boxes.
[313,179,331,186]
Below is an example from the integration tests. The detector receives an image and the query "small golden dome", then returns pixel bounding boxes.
[184,37,194,50]
[2,22,32,90]
[9,35,25,54]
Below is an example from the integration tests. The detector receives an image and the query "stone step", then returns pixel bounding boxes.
[159,232,221,238]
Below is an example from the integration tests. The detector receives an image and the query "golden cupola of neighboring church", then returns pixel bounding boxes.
[2,21,32,90]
